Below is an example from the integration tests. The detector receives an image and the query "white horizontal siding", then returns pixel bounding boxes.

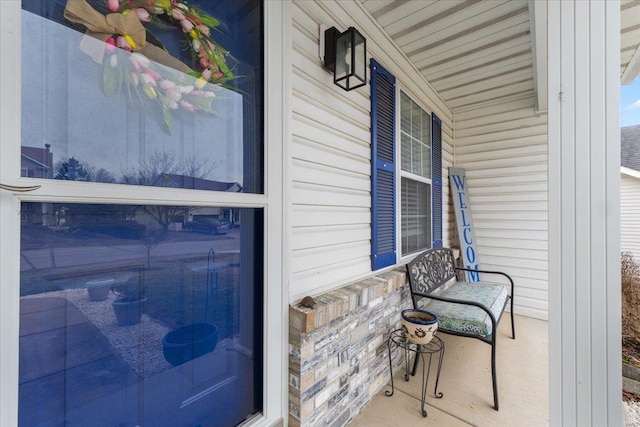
[454,99,548,319]
[290,1,454,301]
[621,173,640,261]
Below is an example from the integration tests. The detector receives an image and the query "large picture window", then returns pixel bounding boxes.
[14,1,265,426]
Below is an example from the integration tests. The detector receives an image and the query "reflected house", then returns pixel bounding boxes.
[621,125,640,261]
[153,174,243,227]
[152,173,242,193]
[21,145,54,225]
[21,144,53,179]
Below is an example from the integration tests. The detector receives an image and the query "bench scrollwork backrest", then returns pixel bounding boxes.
[407,248,457,296]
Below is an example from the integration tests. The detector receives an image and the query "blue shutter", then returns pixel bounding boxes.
[432,113,443,248]
[371,59,396,270]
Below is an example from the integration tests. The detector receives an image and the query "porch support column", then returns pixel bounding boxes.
[548,1,621,426]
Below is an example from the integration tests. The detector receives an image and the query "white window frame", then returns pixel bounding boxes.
[0,1,289,425]
[395,85,433,262]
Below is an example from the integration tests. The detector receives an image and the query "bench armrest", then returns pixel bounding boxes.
[455,267,515,295]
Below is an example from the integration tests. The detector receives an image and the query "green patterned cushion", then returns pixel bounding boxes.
[424,282,509,336]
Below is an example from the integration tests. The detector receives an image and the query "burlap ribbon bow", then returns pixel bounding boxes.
[64,0,192,74]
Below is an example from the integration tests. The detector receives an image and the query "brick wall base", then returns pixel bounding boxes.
[288,269,411,427]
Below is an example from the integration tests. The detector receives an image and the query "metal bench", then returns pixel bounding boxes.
[405,247,515,410]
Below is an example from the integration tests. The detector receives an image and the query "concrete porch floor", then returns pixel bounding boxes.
[350,314,549,427]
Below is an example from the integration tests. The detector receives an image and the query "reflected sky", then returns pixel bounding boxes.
[22,10,244,185]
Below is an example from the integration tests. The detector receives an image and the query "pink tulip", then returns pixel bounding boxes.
[180,19,194,33]
[201,68,211,81]
[171,9,185,20]
[107,0,119,13]
[104,36,117,53]
[190,90,204,96]
[197,25,210,36]
[213,71,224,80]
[128,56,141,71]
[159,80,176,91]
[131,53,150,68]
[116,36,131,51]
[174,2,188,11]
[133,8,150,22]
[180,100,195,113]
[179,85,194,94]
[199,57,209,69]
[140,73,157,86]
[144,68,161,81]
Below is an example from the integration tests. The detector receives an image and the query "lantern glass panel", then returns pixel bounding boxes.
[331,27,366,91]
[335,32,351,82]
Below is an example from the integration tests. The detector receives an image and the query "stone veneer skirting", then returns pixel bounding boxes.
[288,268,411,427]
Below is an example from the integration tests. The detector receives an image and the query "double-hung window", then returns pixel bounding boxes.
[400,91,432,255]
[371,59,442,270]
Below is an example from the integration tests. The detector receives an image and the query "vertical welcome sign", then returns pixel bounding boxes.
[449,167,481,282]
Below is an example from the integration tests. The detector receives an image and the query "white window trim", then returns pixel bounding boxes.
[261,0,289,425]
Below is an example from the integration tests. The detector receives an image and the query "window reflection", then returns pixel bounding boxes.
[19,202,263,426]
[21,0,263,193]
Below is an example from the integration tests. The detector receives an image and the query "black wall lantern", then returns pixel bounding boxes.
[323,26,367,91]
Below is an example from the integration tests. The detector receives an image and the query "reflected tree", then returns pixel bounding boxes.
[141,227,166,268]
[120,150,215,186]
[54,157,91,181]
[142,205,189,232]
[53,150,217,231]
[179,154,216,182]
[120,149,216,231]
[54,158,116,183]
[93,168,116,183]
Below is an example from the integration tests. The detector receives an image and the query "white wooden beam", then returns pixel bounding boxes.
[264,0,290,424]
[548,1,621,425]
[529,0,548,112]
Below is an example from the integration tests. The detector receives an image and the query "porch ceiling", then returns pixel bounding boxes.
[622,0,640,84]
[360,0,640,113]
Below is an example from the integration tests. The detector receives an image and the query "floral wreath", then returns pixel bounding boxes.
[64,0,238,133]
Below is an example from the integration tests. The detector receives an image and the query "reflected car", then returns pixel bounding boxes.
[185,218,229,235]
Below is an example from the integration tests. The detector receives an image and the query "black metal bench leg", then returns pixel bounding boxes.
[510,296,516,339]
[491,337,499,411]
